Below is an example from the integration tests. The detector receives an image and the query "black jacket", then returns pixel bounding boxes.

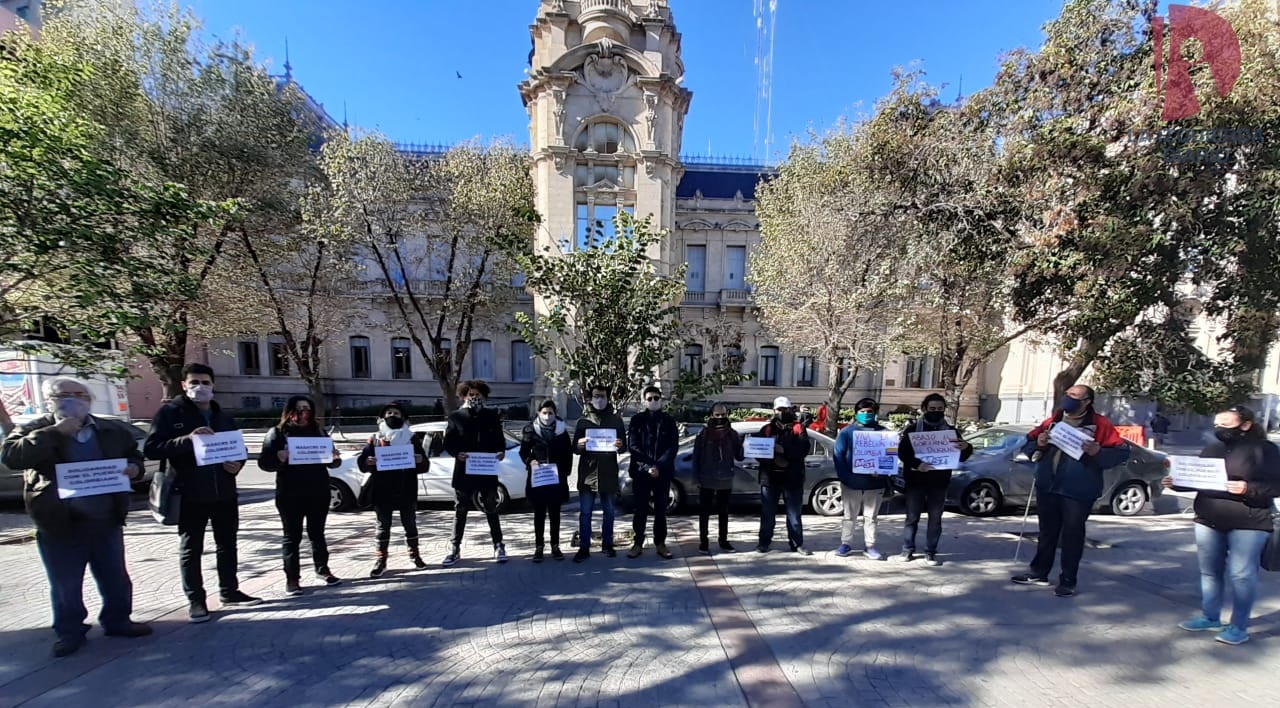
[357,431,426,507]
[144,396,243,504]
[692,424,744,490]
[627,409,680,480]
[443,406,506,490]
[897,418,973,489]
[519,419,573,505]
[257,425,340,499]
[1180,438,1280,533]
[755,418,810,487]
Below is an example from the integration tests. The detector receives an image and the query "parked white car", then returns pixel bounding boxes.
[327,420,526,513]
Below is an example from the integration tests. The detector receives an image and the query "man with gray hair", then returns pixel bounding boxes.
[1,376,152,658]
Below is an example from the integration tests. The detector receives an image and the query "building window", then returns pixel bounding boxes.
[237,341,261,376]
[471,339,494,380]
[759,346,779,387]
[392,338,412,379]
[796,356,817,387]
[904,355,940,389]
[271,396,287,409]
[350,336,371,379]
[241,396,261,410]
[268,337,289,376]
[511,341,533,382]
[682,344,703,377]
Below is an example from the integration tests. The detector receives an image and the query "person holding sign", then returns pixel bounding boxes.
[1160,405,1280,645]
[443,380,509,566]
[1,377,152,658]
[145,364,260,624]
[692,403,744,555]
[572,384,627,562]
[626,386,681,560]
[357,402,427,577]
[258,396,344,595]
[755,397,812,555]
[893,394,973,566]
[832,398,893,560]
[519,400,574,562]
[1011,385,1128,597]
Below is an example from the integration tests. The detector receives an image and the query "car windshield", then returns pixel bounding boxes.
[967,429,1025,456]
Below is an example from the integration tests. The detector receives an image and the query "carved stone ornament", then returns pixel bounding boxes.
[551,87,566,144]
[643,91,658,147]
[550,0,565,12]
[644,159,658,178]
[646,0,662,17]
[582,40,637,113]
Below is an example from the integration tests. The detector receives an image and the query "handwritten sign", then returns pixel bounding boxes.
[1048,422,1092,461]
[374,444,416,471]
[585,428,618,453]
[465,452,500,475]
[908,429,960,469]
[852,430,899,475]
[531,463,560,487]
[1169,456,1228,492]
[56,458,131,499]
[192,430,247,466]
[744,436,775,459]
[287,436,334,465]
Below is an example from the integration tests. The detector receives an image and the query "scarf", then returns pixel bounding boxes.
[537,417,560,442]
[378,421,413,447]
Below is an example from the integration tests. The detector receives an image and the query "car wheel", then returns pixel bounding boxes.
[960,480,1003,517]
[1111,481,1148,516]
[494,483,512,514]
[329,480,356,512]
[810,479,843,517]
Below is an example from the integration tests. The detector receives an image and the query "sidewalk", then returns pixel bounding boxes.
[1,499,1279,707]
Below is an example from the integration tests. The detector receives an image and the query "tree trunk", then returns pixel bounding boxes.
[824,361,859,436]
[0,399,13,435]
[305,376,328,426]
[151,355,186,399]
[1052,334,1110,403]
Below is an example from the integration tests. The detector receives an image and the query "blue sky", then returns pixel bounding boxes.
[187,0,1092,163]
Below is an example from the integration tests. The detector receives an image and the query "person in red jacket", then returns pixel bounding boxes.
[1012,384,1130,597]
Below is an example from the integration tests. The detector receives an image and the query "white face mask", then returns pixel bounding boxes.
[646,400,662,412]
[591,397,608,411]
[539,413,556,425]
[186,384,214,403]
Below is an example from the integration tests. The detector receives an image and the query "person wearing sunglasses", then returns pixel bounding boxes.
[626,386,680,559]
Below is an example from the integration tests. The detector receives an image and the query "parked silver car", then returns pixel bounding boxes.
[903,424,1169,517]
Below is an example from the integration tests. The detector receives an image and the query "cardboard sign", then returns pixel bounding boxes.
[585,428,618,453]
[465,452,500,475]
[1169,455,1228,492]
[287,436,334,465]
[744,436,775,459]
[1048,422,1092,461]
[374,444,416,471]
[192,430,247,466]
[56,458,131,499]
[907,429,960,469]
[851,430,899,475]
[531,463,560,487]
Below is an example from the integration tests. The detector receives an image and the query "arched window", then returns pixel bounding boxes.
[573,119,637,250]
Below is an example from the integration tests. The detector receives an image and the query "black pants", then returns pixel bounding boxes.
[1029,491,1093,587]
[699,488,731,543]
[375,498,420,553]
[178,499,240,602]
[903,485,947,554]
[533,502,561,548]
[276,492,330,580]
[631,474,670,545]
[452,488,503,547]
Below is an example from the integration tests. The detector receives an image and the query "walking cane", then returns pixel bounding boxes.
[1014,484,1036,563]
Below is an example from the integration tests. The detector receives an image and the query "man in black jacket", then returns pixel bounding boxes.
[755,397,812,555]
[893,393,973,566]
[144,363,259,623]
[442,379,508,566]
[2,377,152,657]
[626,386,680,559]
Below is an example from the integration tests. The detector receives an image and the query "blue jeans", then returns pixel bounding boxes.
[36,524,134,641]
[759,483,804,549]
[578,490,616,551]
[1194,523,1269,630]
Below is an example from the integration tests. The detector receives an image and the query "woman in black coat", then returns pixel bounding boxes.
[520,399,573,562]
[258,395,342,595]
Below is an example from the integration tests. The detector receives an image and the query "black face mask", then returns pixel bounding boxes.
[1215,426,1244,444]
[384,417,405,429]
[923,411,946,424]
[777,411,796,424]
[709,417,729,428]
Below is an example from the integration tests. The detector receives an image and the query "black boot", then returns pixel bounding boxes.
[370,551,388,578]
[533,545,545,563]
[408,542,427,569]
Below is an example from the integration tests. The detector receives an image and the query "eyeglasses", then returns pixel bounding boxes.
[645,397,662,402]
[51,392,91,401]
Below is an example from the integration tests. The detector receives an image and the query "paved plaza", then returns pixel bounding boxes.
[1,478,1278,707]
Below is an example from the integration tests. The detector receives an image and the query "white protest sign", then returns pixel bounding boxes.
[585,428,618,453]
[852,430,900,475]
[908,429,960,469]
[531,463,560,487]
[465,452,499,475]
[375,444,416,471]
[287,436,334,465]
[56,458,131,499]
[1048,422,1092,461]
[744,436,775,459]
[192,430,247,466]
[1169,455,1229,492]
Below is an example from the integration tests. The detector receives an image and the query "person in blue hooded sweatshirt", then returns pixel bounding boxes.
[833,398,893,560]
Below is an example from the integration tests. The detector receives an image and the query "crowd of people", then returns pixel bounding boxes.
[3,364,1278,658]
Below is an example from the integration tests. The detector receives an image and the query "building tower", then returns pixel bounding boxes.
[519,0,692,411]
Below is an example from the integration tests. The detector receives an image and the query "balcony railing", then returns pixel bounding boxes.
[681,290,718,306]
[581,0,630,12]
[348,280,531,301]
[719,288,751,305]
